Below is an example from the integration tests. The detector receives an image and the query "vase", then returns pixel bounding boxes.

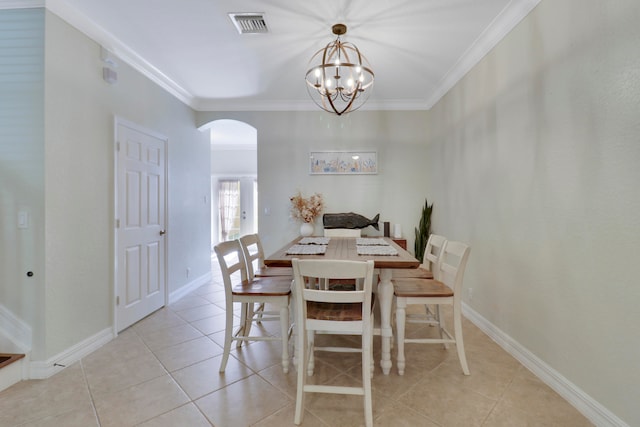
[300,222,314,237]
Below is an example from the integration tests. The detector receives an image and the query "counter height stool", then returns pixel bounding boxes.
[391,234,446,279]
[239,233,293,278]
[239,233,293,322]
[292,258,375,427]
[214,239,292,373]
[393,240,471,376]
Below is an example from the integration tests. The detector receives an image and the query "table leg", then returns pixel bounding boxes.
[378,268,393,375]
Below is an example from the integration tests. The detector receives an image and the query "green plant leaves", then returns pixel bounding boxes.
[414,198,433,262]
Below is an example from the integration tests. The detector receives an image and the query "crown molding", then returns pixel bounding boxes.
[44,0,197,108]
[424,0,541,109]
[193,97,430,113]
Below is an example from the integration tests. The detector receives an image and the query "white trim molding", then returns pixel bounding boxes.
[29,328,113,379]
[45,0,195,108]
[169,272,212,305]
[425,0,541,109]
[0,303,32,353]
[463,303,629,427]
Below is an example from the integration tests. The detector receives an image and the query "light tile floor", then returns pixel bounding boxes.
[0,259,593,426]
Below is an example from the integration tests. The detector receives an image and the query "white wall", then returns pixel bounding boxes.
[0,9,210,361]
[196,110,431,256]
[424,0,640,425]
[211,149,257,175]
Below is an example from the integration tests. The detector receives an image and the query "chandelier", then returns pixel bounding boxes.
[305,24,374,116]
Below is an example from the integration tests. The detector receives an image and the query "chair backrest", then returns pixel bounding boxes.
[238,233,265,280]
[423,234,447,279]
[292,259,374,333]
[214,240,248,295]
[323,228,362,237]
[435,240,471,296]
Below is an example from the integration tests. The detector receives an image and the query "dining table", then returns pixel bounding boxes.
[264,236,420,375]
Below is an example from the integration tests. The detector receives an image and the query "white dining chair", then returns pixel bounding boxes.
[391,234,447,332]
[393,240,471,376]
[239,233,293,322]
[323,228,362,237]
[392,233,446,279]
[214,239,292,373]
[291,258,375,427]
[239,233,293,278]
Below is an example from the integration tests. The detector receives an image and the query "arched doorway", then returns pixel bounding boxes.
[205,119,257,247]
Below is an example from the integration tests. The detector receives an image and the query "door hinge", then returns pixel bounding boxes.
[116,141,120,151]
[115,219,120,228]
[116,296,120,306]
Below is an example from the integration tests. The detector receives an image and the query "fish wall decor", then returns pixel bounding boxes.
[322,212,380,230]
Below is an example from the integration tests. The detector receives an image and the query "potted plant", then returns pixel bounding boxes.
[414,198,433,261]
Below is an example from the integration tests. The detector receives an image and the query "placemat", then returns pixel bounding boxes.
[356,238,389,246]
[286,244,327,255]
[298,237,331,245]
[356,246,398,256]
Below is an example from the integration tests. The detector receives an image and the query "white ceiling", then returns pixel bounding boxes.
[30,0,540,112]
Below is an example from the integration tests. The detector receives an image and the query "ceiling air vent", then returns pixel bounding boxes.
[229,13,269,34]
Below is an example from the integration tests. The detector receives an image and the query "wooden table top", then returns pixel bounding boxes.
[264,236,420,269]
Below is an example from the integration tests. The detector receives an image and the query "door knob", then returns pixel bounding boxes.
[159,230,166,236]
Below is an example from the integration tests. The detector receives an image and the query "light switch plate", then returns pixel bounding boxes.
[18,211,29,229]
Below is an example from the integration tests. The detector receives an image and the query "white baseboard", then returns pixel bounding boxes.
[29,327,114,379]
[0,303,31,353]
[169,271,212,305]
[462,303,629,427]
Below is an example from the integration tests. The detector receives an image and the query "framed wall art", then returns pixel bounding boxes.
[309,151,378,175]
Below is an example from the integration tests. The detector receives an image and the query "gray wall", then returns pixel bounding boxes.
[424,1,639,425]
[1,9,211,361]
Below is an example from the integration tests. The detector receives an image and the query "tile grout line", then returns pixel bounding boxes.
[127,320,213,426]
[78,358,103,427]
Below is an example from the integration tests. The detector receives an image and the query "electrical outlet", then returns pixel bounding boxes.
[186,268,191,278]
[468,288,473,300]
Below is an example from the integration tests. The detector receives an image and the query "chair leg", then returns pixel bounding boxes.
[294,325,308,425]
[307,330,315,376]
[219,306,234,373]
[280,304,290,373]
[362,325,373,427]
[243,303,255,341]
[453,303,470,375]
[235,303,248,348]
[395,298,406,376]
[255,302,265,323]
[437,305,449,349]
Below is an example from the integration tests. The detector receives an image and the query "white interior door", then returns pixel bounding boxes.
[115,119,167,332]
